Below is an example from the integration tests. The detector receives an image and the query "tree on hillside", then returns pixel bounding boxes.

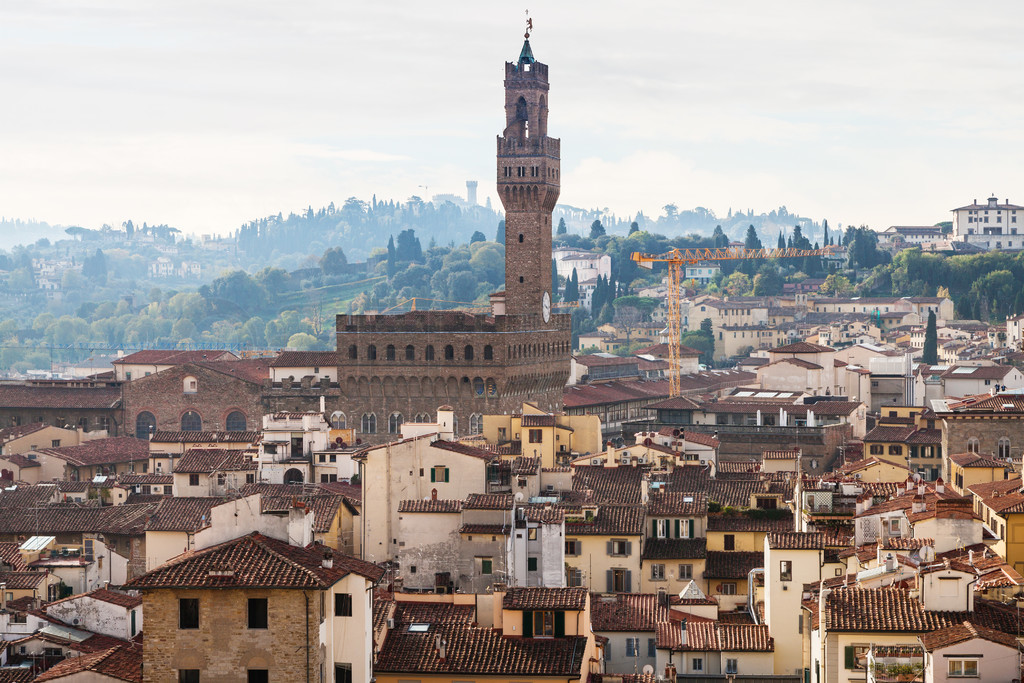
[922,310,938,365]
[744,225,762,251]
[470,231,486,244]
[823,219,831,246]
[752,265,783,296]
[496,220,506,243]
[319,247,348,275]
[82,249,107,283]
[820,273,852,296]
[712,225,728,248]
[565,268,579,302]
[629,221,640,235]
[777,231,785,250]
[386,236,397,277]
[556,218,567,235]
[589,220,606,239]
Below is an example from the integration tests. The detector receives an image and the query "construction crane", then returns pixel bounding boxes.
[631,246,835,396]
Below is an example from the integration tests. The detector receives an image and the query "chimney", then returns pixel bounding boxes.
[431,488,438,501]
[679,618,687,647]
[319,396,326,414]
[885,553,897,572]
[665,663,677,680]
[322,549,334,569]
[935,477,945,494]
[917,483,925,496]
[436,636,447,661]
[912,495,926,514]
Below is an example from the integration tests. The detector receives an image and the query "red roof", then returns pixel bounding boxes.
[113,349,237,365]
[126,532,384,588]
[769,341,834,354]
[270,351,339,368]
[174,449,257,473]
[502,587,587,611]
[34,642,142,682]
[590,593,669,631]
[35,437,149,467]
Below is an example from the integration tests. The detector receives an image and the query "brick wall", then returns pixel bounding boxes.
[142,587,321,682]
[122,364,263,438]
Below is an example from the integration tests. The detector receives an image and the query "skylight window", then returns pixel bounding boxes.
[408,623,430,633]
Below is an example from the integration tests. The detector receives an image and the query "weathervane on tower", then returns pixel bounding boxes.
[525,10,533,39]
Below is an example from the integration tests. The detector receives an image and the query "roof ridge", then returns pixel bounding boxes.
[249,533,330,587]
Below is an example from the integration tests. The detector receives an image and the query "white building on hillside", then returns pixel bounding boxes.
[953,196,1024,251]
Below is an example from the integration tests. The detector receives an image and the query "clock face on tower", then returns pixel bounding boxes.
[542,291,551,322]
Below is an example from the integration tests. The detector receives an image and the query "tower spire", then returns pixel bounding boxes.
[519,11,535,66]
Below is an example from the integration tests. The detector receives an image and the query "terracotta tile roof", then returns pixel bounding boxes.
[646,397,702,411]
[318,480,362,504]
[770,341,834,354]
[944,393,1024,413]
[45,587,142,611]
[375,623,588,676]
[430,440,497,461]
[0,571,47,589]
[463,493,511,510]
[0,503,156,536]
[967,479,1024,514]
[174,449,257,473]
[940,365,1014,380]
[762,449,799,460]
[0,542,26,570]
[35,437,149,467]
[270,351,339,368]
[399,499,463,513]
[0,668,34,682]
[149,430,261,444]
[646,491,707,516]
[255,493,345,533]
[769,357,822,370]
[703,551,764,579]
[34,642,142,682]
[459,524,509,535]
[920,621,1019,651]
[393,600,476,625]
[113,349,237,365]
[0,422,48,442]
[56,480,92,493]
[657,621,773,652]
[116,473,173,486]
[523,505,564,524]
[563,380,671,409]
[521,413,558,426]
[949,452,1005,468]
[825,587,998,632]
[572,466,642,504]
[590,593,668,631]
[767,532,824,550]
[641,538,707,560]
[0,384,121,410]
[664,465,712,493]
[503,587,587,611]
[708,477,794,508]
[564,505,645,536]
[0,454,40,468]
[707,514,794,533]
[127,532,383,589]
[144,497,222,532]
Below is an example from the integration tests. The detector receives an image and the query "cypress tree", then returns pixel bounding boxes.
[922,310,938,365]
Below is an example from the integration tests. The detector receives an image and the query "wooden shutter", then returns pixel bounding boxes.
[652,519,658,537]
[444,468,450,482]
[674,519,681,538]
[554,611,565,637]
[606,570,614,592]
[523,610,533,638]
[625,541,632,556]
[688,519,695,539]
[625,570,632,592]
[844,646,855,669]
[430,468,436,483]
[606,541,614,555]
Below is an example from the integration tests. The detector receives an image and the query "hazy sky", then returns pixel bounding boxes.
[2,1,1023,236]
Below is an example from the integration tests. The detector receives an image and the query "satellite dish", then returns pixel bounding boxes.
[643,665,655,675]
[514,492,524,502]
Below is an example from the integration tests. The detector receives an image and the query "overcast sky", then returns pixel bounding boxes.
[2,1,1023,236]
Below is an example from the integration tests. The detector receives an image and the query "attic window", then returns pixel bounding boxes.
[408,623,430,633]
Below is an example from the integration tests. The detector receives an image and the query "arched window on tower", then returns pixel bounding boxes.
[999,437,1011,460]
[967,437,980,454]
[469,413,483,435]
[464,345,474,361]
[405,345,415,361]
[484,345,493,360]
[389,413,404,434]
[330,411,347,430]
[425,345,435,361]
[386,344,396,361]
[348,345,357,360]
[444,345,454,361]
[367,345,377,360]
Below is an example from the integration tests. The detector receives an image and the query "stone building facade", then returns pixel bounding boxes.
[331,37,570,443]
[121,361,266,439]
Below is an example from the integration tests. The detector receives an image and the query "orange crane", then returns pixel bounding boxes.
[631,246,835,396]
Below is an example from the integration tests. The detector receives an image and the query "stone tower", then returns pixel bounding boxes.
[498,38,560,317]
[320,31,571,446]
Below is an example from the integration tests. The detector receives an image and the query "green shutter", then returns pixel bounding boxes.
[844,646,855,669]
[444,468,450,482]
[554,611,565,637]
[674,519,681,538]
[523,610,533,638]
[688,519,695,538]
[430,468,436,482]
[652,519,658,537]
